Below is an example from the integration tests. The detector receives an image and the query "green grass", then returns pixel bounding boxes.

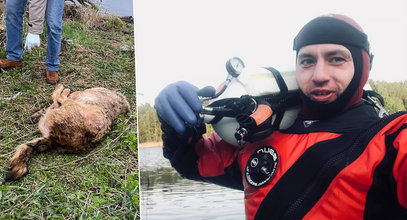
[0,12,138,219]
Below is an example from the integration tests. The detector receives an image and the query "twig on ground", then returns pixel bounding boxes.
[0,92,22,101]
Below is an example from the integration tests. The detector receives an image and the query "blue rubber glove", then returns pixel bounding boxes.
[155,81,203,135]
[24,33,40,52]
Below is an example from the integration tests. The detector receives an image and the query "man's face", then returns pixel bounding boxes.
[296,44,355,103]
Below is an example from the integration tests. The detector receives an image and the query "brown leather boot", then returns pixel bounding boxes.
[0,58,23,69]
[45,70,59,85]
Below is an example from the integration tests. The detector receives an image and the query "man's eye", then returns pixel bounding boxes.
[331,57,346,63]
[299,59,314,66]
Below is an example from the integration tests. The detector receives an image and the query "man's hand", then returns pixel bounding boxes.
[155,81,203,135]
[24,33,40,52]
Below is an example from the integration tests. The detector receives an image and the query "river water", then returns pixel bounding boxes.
[92,0,133,17]
[139,146,245,220]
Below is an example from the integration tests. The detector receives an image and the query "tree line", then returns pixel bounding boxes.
[138,80,407,143]
[369,80,407,114]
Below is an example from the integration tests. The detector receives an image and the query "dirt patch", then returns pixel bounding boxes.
[63,4,83,20]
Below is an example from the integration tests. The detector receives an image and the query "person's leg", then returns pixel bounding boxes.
[45,0,64,71]
[28,0,47,35]
[5,0,28,61]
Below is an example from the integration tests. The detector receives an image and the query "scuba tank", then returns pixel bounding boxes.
[198,57,389,147]
[199,57,301,147]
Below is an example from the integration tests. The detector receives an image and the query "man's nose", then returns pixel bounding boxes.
[312,61,330,84]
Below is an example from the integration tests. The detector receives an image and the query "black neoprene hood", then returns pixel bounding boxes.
[293,16,370,55]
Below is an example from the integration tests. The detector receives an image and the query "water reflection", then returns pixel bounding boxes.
[92,0,133,16]
[140,146,245,220]
[140,167,183,186]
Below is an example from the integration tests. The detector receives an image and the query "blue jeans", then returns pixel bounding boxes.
[6,0,64,71]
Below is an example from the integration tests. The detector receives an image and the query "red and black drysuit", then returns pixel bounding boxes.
[160,14,407,220]
[162,104,407,220]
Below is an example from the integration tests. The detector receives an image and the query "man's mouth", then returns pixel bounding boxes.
[310,89,336,103]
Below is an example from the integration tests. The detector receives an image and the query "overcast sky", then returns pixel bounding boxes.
[134,0,407,105]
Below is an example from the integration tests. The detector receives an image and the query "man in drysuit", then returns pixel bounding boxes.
[155,14,407,220]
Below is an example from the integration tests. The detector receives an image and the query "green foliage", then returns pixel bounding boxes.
[137,103,215,143]
[138,103,161,143]
[370,80,407,113]
[103,17,125,30]
[125,174,140,207]
[0,49,6,58]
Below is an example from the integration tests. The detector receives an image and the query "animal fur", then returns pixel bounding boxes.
[4,84,130,182]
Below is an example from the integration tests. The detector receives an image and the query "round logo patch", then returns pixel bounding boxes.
[245,146,279,188]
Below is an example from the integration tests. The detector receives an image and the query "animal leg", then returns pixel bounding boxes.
[3,137,52,183]
[57,88,71,104]
[51,84,65,102]
[50,84,65,108]
[26,108,46,124]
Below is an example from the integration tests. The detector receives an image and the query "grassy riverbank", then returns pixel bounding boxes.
[0,5,138,219]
